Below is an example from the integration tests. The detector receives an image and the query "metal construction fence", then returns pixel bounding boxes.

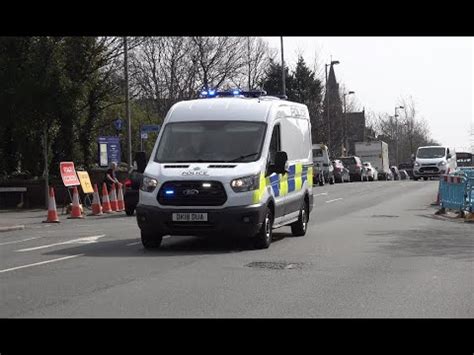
[438,168,474,213]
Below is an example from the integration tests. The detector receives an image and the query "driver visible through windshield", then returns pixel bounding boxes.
[155,121,267,163]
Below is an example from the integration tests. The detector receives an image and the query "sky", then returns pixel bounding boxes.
[263,37,474,153]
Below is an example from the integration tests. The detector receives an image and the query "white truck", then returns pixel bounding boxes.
[355,141,390,180]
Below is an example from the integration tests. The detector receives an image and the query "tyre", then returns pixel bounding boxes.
[254,207,273,249]
[369,176,374,182]
[291,200,308,237]
[423,177,428,181]
[141,230,163,249]
[414,177,419,181]
[125,207,135,216]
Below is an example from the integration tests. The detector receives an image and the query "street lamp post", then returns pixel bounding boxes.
[325,60,339,149]
[394,105,404,166]
[343,90,355,156]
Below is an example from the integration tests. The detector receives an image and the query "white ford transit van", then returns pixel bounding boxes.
[136,90,314,250]
[413,145,457,180]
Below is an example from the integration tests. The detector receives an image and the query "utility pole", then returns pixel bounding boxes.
[124,36,132,169]
[280,36,286,97]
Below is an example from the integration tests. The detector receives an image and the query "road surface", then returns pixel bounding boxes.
[0,180,472,317]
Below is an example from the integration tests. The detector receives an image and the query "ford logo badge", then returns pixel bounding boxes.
[183,189,199,196]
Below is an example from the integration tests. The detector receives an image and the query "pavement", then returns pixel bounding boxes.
[0,179,472,318]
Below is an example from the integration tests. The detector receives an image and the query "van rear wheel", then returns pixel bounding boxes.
[291,200,308,237]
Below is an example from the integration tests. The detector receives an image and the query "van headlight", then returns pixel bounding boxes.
[230,174,260,192]
[414,161,420,167]
[140,176,158,193]
[438,161,447,166]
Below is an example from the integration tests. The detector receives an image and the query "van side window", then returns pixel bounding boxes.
[267,124,281,173]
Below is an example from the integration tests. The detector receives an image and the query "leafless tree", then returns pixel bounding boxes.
[231,37,276,90]
[373,96,439,164]
[190,37,247,90]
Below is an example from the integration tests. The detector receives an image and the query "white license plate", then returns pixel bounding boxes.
[172,213,208,222]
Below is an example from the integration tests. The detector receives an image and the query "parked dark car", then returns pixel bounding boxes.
[332,160,351,183]
[399,170,409,180]
[124,152,147,216]
[378,170,393,181]
[398,162,414,179]
[339,156,364,181]
[390,166,401,180]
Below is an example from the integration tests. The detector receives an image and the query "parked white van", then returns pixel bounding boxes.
[413,146,457,180]
[136,90,314,250]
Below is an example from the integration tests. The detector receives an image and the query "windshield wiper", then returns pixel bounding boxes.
[227,152,259,162]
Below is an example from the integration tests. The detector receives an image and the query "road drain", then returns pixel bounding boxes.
[372,215,399,218]
[245,261,304,270]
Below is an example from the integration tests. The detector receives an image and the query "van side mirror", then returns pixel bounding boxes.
[134,151,147,173]
[270,151,288,175]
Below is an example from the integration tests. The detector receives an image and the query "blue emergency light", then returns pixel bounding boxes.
[199,88,267,99]
[165,190,175,195]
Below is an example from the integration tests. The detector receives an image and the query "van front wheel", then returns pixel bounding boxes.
[254,208,273,249]
[291,200,308,237]
[141,231,163,249]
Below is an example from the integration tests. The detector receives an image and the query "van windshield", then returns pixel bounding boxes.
[154,121,267,163]
[417,147,446,159]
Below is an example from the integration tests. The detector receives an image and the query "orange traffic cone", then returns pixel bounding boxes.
[109,183,118,212]
[116,182,125,212]
[68,186,84,219]
[89,184,103,216]
[101,183,113,213]
[43,187,60,223]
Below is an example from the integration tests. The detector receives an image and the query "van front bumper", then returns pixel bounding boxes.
[136,203,267,237]
[413,167,447,177]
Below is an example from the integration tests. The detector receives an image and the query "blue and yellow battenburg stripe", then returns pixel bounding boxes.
[253,162,313,203]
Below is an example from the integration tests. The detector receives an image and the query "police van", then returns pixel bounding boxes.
[136,90,314,250]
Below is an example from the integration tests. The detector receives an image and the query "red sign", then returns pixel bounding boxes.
[59,162,80,187]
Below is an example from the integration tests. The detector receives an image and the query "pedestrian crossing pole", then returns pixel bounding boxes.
[124,36,132,169]
[43,124,49,209]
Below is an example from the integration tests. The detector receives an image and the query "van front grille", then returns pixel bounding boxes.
[157,181,227,206]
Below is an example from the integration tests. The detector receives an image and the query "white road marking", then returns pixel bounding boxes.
[325,198,343,203]
[16,235,106,252]
[126,241,140,246]
[314,193,328,196]
[0,237,42,246]
[0,254,83,274]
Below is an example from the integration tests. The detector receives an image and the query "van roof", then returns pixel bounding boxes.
[165,97,308,124]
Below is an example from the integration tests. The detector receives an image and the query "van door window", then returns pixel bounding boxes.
[267,124,281,174]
